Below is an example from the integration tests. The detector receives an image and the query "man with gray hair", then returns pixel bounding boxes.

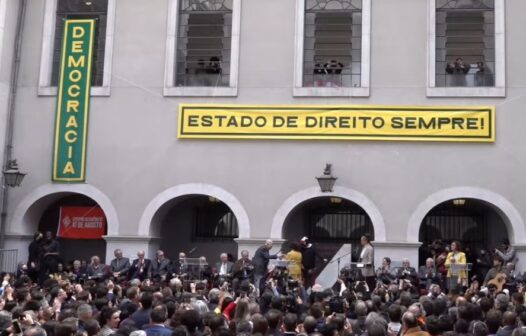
[23,326,47,336]
[252,239,281,295]
[349,300,368,334]
[215,253,233,280]
[232,250,254,292]
[110,249,130,281]
[77,303,94,331]
[129,251,152,281]
[402,312,430,336]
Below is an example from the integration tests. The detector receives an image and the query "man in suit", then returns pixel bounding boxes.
[419,258,440,290]
[232,250,254,292]
[86,255,107,281]
[143,306,173,336]
[359,234,375,291]
[171,252,188,279]
[300,236,327,289]
[397,258,418,288]
[110,249,130,282]
[195,256,212,283]
[151,250,171,281]
[496,311,517,336]
[130,291,154,329]
[128,250,152,281]
[215,253,234,286]
[252,239,281,295]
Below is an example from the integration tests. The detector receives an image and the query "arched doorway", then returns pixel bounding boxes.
[418,198,509,267]
[35,193,107,264]
[151,194,240,264]
[282,196,374,262]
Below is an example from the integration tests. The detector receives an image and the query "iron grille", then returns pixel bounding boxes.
[309,208,373,242]
[194,203,239,239]
[435,0,495,87]
[303,0,362,88]
[419,210,487,246]
[175,0,232,87]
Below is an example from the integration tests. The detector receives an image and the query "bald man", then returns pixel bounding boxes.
[252,239,281,294]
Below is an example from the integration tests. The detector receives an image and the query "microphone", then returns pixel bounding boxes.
[188,247,197,254]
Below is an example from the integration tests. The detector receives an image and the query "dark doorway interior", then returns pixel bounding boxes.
[282,197,374,267]
[418,198,508,268]
[158,195,239,265]
[38,194,107,265]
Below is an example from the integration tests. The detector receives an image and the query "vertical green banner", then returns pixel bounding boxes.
[52,19,95,182]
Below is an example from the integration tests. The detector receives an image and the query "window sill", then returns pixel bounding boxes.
[427,87,505,98]
[38,86,111,97]
[164,86,238,97]
[293,86,369,97]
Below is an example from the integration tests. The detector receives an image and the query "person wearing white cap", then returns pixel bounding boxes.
[300,236,326,289]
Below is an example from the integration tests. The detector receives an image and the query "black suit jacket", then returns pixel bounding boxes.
[232,258,254,279]
[110,257,130,275]
[129,258,152,280]
[172,260,188,276]
[151,258,171,277]
[252,246,278,276]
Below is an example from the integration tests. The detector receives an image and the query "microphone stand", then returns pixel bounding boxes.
[328,251,354,276]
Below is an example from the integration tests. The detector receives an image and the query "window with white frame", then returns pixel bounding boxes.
[293,0,370,97]
[303,0,362,88]
[38,0,115,96]
[51,0,108,87]
[436,0,494,88]
[428,0,505,97]
[176,0,232,87]
[164,0,240,96]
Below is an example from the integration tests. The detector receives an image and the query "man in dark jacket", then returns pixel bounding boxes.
[110,249,130,281]
[128,250,152,281]
[252,239,280,295]
[143,306,173,336]
[151,250,171,281]
[496,311,517,336]
[300,236,326,289]
[27,232,43,283]
[232,250,254,292]
[131,291,154,329]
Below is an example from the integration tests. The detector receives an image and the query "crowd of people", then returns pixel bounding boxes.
[2,232,526,336]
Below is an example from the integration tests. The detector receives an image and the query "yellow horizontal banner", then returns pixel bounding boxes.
[177,105,495,142]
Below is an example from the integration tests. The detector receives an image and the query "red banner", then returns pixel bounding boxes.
[58,206,106,239]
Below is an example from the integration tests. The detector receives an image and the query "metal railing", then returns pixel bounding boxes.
[0,249,18,274]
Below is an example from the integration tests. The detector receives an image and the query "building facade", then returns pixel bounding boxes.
[0,0,525,273]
